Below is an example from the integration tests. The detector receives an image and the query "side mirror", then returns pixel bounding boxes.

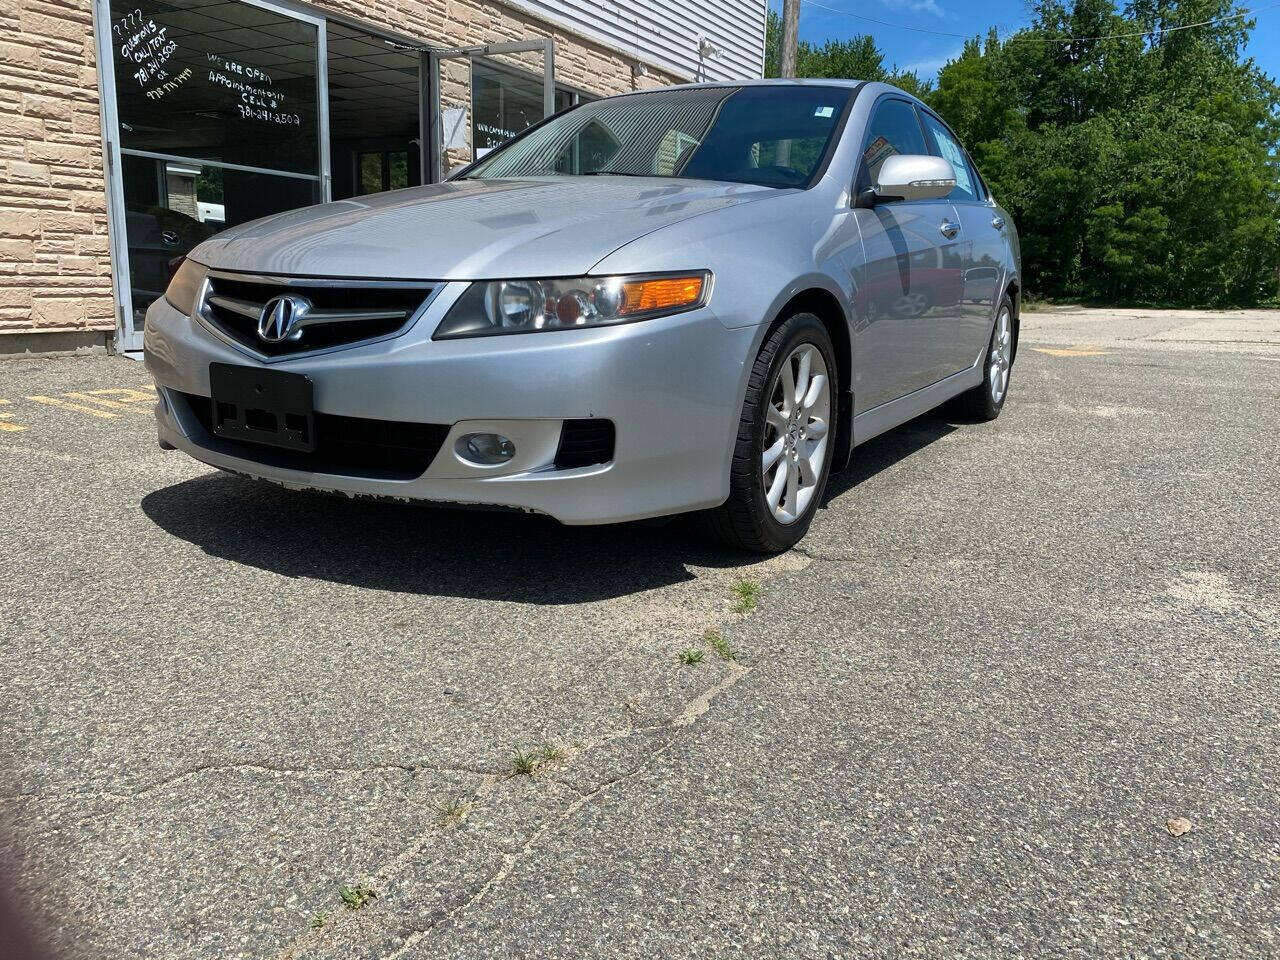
[873,155,955,203]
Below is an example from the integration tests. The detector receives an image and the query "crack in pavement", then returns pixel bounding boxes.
[272,662,752,960]
[376,662,751,960]
[1,760,501,809]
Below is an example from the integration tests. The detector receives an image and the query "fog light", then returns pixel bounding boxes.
[456,432,515,465]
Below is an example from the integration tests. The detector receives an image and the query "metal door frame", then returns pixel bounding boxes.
[427,38,555,182]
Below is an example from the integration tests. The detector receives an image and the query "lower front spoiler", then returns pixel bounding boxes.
[153,388,726,525]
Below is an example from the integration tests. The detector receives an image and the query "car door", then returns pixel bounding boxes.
[918,109,1003,373]
[850,97,966,413]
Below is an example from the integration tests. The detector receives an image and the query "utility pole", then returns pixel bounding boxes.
[779,0,800,78]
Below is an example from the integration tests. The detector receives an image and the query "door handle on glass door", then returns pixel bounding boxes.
[991,215,1006,230]
[939,220,960,239]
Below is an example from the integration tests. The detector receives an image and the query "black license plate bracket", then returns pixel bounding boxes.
[209,363,314,453]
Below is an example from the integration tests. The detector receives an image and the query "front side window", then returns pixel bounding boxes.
[920,112,979,202]
[463,85,853,189]
[857,99,928,193]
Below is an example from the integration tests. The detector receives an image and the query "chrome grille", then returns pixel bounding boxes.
[197,271,435,358]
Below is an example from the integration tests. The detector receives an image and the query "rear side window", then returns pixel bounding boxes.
[857,99,928,192]
[920,112,981,202]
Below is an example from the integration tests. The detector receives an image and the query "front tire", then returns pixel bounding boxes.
[708,313,837,553]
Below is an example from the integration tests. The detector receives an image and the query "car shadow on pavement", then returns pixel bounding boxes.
[821,410,959,506]
[140,412,959,603]
[140,472,751,603]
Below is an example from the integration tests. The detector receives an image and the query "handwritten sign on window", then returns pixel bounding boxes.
[114,8,189,99]
[206,53,301,125]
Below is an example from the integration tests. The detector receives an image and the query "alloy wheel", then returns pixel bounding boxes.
[762,343,831,525]
[990,304,1012,405]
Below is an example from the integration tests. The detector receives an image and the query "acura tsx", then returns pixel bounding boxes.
[144,79,1020,552]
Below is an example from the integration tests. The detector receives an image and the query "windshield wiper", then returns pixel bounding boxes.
[578,170,650,177]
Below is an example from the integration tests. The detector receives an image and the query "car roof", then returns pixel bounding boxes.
[690,78,867,88]
[595,78,917,104]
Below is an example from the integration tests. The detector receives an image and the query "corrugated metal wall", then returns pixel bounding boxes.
[505,0,766,82]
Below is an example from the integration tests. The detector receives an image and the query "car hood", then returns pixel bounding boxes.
[191,177,778,280]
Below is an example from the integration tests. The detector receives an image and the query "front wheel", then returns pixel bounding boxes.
[708,313,837,553]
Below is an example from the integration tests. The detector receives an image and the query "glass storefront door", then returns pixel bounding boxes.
[98,0,327,349]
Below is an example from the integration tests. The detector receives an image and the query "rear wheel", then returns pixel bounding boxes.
[708,313,836,553]
[958,293,1014,420]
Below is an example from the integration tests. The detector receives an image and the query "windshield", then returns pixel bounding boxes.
[461,85,853,189]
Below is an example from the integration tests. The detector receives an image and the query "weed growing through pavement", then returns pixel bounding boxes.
[338,882,377,911]
[311,914,326,929]
[509,742,566,776]
[679,648,705,665]
[731,580,760,614]
[537,742,567,764]
[703,629,736,661]
[433,797,471,827]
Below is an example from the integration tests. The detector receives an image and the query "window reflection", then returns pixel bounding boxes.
[108,0,321,175]
[121,154,317,324]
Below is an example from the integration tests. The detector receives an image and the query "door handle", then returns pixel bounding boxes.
[991,215,1006,230]
[939,220,960,239]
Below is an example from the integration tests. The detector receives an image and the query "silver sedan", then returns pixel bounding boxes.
[144,79,1020,552]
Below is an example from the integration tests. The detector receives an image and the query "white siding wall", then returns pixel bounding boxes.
[506,0,766,82]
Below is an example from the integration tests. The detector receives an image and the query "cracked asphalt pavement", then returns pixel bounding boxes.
[1,307,1277,958]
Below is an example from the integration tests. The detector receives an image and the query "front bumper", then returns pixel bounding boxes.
[143,286,755,524]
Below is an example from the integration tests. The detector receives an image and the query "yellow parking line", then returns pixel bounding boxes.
[1030,346,1112,357]
[0,399,26,433]
[26,395,119,419]
[63,392,151,415]
[86,388,156,404]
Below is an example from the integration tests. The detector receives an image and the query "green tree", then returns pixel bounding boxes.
[927,0,1280,304]
[764,10,930,96]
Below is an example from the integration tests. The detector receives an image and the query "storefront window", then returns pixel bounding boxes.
[357,151,410,195]
[471,60,578,158]
[119,154,317,316]
[107,0,323,326]
[109,0,320,174]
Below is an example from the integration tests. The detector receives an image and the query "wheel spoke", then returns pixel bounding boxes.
[766,405,788,432]
[806,418,828,440]
[802,373,827,411]
[794,349,812,405]
[785,460,799,513]
[780,360,797,415]
[762,437,785,472]
[766,460,788,511]
[797,450,816,486]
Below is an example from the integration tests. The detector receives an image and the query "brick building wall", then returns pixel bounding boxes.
[0,0,114,340]
[0,0,679,345]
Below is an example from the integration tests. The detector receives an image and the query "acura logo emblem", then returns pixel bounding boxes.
[257,295,309,343]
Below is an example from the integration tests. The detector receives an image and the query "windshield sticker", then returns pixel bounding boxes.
[863,135,896,168]
[814,105,835,118]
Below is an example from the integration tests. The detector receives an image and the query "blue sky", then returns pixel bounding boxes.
[767,0,1280,84]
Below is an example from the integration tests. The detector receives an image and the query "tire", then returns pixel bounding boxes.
[957,292,1015,421]
[708,313,837,553]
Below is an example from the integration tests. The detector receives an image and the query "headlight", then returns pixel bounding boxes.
[433,272,711,339]
[163,257,210,316]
